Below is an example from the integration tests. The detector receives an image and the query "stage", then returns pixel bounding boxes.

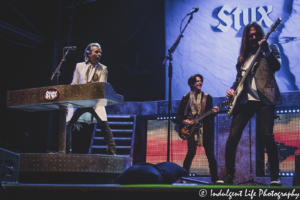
[1,182,300,200]
[2,1,300,200]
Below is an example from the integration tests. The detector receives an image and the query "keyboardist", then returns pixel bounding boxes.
[66,43,116,155]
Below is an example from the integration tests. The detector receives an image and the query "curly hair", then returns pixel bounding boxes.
[188,74,203,91]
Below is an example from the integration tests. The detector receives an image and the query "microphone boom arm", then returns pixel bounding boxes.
[51,49,70,83]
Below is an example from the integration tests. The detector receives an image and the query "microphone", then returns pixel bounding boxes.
[187,7,199,15]
[63,46,77,50]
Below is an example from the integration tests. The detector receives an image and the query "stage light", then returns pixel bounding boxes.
[277,111,279,113]
[286,173,289,176]
[281,111,283,113]
[285,110,287,113]
[282,173,285,176]
[293,110,296,113]
[291,173,294,176]
[289,110,291,113]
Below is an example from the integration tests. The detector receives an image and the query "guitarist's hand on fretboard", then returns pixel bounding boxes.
[226,89,235,99]
[258,37,271,53]
[212,106,219,113]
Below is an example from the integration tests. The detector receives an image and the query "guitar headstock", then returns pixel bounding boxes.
[218,99,231,109]
[265,17,281,39]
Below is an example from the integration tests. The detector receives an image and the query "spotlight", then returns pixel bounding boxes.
[286,173,289,176]
[281,111,283,113]
[289,110,291,113]
[291,173,294,176]
[293,110,296,113]
[276,111,279,113]
[282,173,285,176]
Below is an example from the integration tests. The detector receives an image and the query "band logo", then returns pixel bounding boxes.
[43,89,59,101]
[216,5,273,32]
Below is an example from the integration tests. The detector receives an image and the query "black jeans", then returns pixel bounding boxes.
[225,101,279,177]
[66,107,116,154]
[183,130,218,182]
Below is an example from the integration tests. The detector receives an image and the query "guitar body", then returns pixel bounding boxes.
[177,119,203,140]
[227,82,244,118]
[174,99,230,140]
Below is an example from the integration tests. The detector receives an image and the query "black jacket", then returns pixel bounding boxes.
[231,44,282,105]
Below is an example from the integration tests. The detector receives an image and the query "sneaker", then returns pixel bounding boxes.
[216,173,235,185]
[270,176,282,186]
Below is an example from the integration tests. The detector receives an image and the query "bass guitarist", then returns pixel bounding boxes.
[216,22,282,186]
[174,74,219,183]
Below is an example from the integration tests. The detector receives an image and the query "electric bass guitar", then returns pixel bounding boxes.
[227,17,281,118]
[176,100,230,140]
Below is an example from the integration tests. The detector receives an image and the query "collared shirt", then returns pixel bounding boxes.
[86,62,99,83]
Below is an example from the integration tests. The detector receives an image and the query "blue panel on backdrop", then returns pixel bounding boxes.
[165,0,300,100]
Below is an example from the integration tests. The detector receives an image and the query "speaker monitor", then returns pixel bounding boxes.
[0,148,20,182]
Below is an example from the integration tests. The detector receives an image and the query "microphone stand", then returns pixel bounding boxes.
[162,13,195,162]
[51,48,70,85]
[50,48,70,154]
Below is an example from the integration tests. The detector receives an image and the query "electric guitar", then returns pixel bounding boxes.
[227,18,281,118]
[176,100,230,140]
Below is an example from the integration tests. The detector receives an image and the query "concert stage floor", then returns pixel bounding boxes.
[2,182,300,200]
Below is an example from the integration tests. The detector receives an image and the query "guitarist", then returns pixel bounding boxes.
[216,22,282,186]
[174,74,219,183]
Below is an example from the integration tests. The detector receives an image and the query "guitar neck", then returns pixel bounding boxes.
[239,46,261,85]
[194,101,227,122]
[194,110,213,122]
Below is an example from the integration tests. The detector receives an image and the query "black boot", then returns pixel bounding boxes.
[216,173,235,185]
[106,147,116,156]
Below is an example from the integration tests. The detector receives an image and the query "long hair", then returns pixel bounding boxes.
[84,43,102,62]
[188,74,203,91]
[237,22,265,65]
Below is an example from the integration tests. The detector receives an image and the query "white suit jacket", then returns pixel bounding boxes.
[66,62,108,123]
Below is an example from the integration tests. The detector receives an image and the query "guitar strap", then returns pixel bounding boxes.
[200,93,208,116]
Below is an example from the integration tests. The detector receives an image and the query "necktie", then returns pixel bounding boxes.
[85,65,91,83]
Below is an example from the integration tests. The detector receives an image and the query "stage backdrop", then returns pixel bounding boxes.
[165,0,300,100]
